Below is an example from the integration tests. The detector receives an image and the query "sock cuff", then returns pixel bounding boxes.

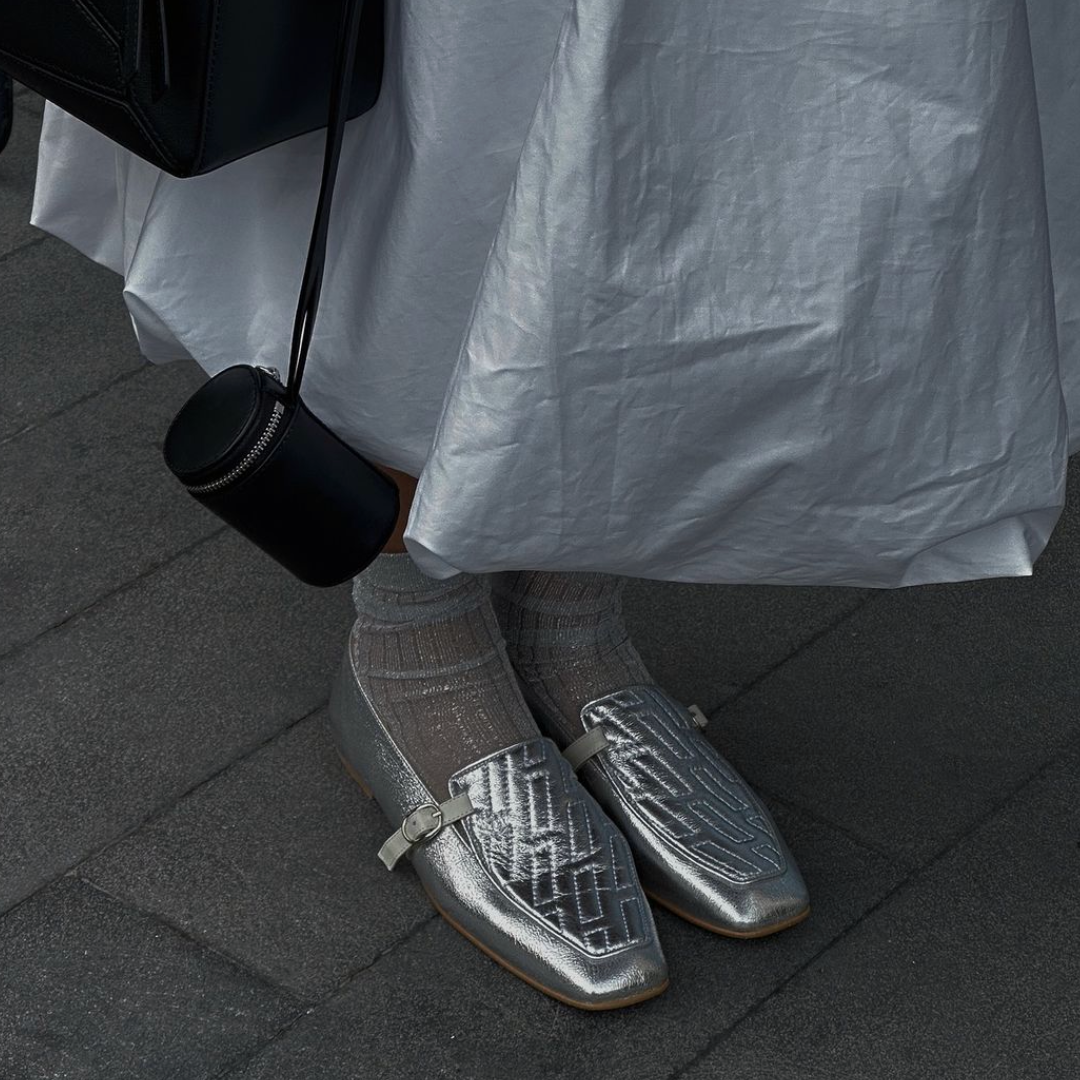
[353,552,489,624]
[488,574,630,626]
[488,570,626,617]
[357,550,443,591]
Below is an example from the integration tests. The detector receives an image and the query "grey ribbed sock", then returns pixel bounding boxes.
[349,552,540,801]
[488,570,655,744]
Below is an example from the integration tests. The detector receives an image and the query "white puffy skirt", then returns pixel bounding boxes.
[31,0,1080,586]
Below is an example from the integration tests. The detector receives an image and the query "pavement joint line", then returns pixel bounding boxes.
[0,699,329,925]
[77,877,311,1010]
[206,911,441,1080]
[755,786,908,871]
[0,524,228,669]
[3,637,468,1043]
[0,361,150,448]
[0,233,48,266]
[662,752,1060,1080]
[707,589,885,721]
[302,908,444,1008]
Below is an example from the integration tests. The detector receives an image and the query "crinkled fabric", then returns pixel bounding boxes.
[30,0,1079,586]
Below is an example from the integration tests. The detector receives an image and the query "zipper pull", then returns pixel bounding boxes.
[257,366,283,384]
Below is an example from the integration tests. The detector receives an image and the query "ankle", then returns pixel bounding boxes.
[352,551,489,628]
[372,461,418,555]
[342,556,539,802]
[489,571,631,660]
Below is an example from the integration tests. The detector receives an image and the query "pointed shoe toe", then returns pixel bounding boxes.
[647,860,811,939]
[328,645,669,1010]
[548,683,811,939]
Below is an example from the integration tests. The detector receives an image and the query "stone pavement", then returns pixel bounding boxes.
[2,87,1078,1080]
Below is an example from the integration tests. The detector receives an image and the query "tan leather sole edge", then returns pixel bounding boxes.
[645,887,811,938]
[338,751,375,798]
[337,751,668,1010]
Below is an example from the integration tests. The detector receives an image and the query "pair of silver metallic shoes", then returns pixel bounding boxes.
[328,625,810,1011]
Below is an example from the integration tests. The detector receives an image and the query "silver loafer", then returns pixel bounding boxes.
[327,638,669,1010]
[523,681,810,938]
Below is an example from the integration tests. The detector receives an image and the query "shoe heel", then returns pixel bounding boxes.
[337,749,374,799]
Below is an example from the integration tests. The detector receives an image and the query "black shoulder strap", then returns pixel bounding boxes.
[285,0,367,404]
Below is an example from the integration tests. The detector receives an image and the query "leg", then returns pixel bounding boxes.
[489,569,812,937]
[372,461,418,554]
[488,570,655,741]
[330,495,669,1007]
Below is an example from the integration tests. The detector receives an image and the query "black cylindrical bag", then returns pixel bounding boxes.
[161,0,399,586]
[162,363,399,587]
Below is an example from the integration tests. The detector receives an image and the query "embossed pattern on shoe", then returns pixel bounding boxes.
[447,738,650,957]
[580,686,787,884]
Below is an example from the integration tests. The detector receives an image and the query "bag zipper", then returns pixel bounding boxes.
[185,392,286,495]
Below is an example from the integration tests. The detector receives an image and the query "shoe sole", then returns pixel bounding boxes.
[644,887,811,938]
[337,751,669,1012]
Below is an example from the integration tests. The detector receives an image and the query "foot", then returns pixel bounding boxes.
[329,554,669,1008]
[489,569,811,937]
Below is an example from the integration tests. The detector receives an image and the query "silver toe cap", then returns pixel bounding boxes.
[417,736,669,1007]
[572,684,810,937]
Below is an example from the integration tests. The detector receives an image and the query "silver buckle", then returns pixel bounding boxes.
[401,803,444,845]
[379,792,475,871]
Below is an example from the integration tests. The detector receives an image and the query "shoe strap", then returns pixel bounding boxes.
[378,793,475,871]
[563,727,612,771]
[687,703,709,730]
[563,701,709,771]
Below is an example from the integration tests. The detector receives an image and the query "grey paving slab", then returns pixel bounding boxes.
[0,84,43,256]
[702,460,1080,868]
[16,90,45,116]
[622,578,871,713]
[0,528,353,914]
[2,238,148,440]
[0,876,299,1080]
[80,714,432,1002]
[0,361,217,655]
[222,803,902,1080]
[681,747,1080,1080]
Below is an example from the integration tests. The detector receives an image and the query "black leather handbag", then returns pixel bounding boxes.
[0,0,384,177]
[0,0,401,586]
